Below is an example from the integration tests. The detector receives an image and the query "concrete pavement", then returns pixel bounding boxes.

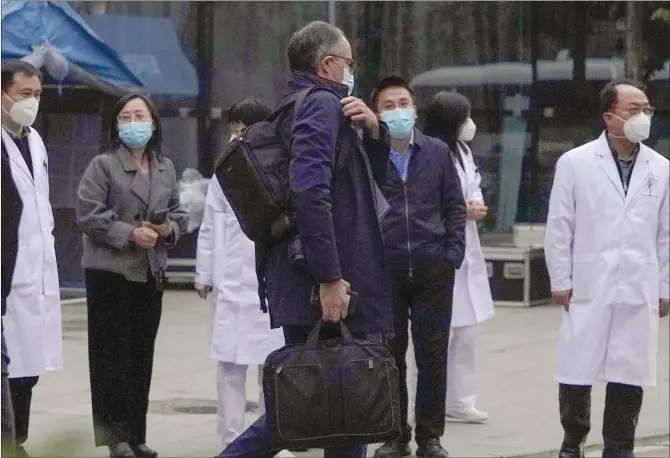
[24,291,669,457]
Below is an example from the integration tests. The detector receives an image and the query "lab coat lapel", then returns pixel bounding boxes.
[455,144,468,199]
[625,147,652,204]
[26,128,46,185]
[1,128,33,183]
[594,134,625,202]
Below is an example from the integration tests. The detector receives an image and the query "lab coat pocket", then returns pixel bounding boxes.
[11,245,33,291]
[644,260,660,306]
[571,259,597,304]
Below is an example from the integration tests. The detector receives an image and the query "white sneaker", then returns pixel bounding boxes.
[274,451,296,457]
[446,407,489,423]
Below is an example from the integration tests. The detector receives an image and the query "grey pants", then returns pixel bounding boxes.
[1,324,16,454]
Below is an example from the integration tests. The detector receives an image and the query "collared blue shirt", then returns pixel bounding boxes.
[389,130,415,182]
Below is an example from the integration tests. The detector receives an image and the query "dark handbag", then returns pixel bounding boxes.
[263,320,401,451]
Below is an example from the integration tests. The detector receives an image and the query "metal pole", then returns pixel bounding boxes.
[196,2,214,177]
[528,1,540,223]
[624,1,643,83]
[328,1,336,25]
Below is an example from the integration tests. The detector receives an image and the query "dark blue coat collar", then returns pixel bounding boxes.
[287,71,349,98]
[411,127,428,152]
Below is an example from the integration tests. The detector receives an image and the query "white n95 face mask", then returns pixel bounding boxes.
[3,93,39,127]
[458,117,477,142]
[342,67,355,96]
[622,113,651,143]
[609,112,651,143]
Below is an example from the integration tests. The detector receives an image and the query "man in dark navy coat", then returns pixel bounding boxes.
[2,136,23,456]
[371,77,466,458]
[218,21,394,458]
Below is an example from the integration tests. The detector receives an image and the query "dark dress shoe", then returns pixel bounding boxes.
[416,438,449,458]
[374,439,412,458]
[559,444,584,458]
[131,444,158,457]
[108,442,136,458]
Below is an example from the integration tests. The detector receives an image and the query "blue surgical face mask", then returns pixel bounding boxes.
[342,67,355,96]
[380,108,415,138]
[119,122,153,149]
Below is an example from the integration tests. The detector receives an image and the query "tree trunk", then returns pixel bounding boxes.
[624,1,643,83]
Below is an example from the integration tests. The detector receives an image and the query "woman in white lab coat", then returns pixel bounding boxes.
[194,98,293,458]
[423,91,495,423]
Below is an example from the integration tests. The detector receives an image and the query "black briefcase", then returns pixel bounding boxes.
[263,320,401,450]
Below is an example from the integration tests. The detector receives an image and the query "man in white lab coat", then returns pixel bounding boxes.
[1,60,63,457]
[195,98,293,458]
[544,81,669,458]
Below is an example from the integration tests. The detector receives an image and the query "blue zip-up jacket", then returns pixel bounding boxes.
[262,71,395,335]
[381,128,466,273]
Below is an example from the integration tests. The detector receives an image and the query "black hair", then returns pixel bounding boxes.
[287,21,345,73]
[1,60,43,93]
[228,97,272,126]
[369,76,415,111]
[423,91,471,155]
[598,79,646,115]
[109,92,162,156]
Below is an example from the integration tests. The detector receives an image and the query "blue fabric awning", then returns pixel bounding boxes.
[1,1,143,93]
[82,13,200,99]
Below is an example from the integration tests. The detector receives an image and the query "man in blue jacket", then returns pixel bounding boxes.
[371,76,466,458]
[218,21,394,458]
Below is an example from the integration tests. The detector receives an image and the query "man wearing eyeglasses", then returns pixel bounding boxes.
[217,21,394,458]
[545,80,669,458]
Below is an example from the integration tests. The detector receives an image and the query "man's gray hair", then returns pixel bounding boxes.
[287,21,346,73]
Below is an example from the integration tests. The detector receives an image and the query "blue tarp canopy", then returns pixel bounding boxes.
[1,1,199,99]
[1,1,143,95]
[82,13,200,100]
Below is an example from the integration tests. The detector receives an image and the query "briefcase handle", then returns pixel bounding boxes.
[305,320,355,349]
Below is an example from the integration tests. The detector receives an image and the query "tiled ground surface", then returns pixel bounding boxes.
[23,291,669,457]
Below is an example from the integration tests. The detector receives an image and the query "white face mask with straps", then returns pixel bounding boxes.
[458,117,477,142]
[2,92,39,127]
[607,112,651,143]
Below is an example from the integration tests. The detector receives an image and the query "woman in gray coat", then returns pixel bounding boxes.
[76,93,188,458]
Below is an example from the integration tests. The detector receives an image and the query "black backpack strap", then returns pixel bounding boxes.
[334,117,351,172]
[282,86,352,173]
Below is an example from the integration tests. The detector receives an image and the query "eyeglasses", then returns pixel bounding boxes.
[327,54,358,74]
[117,112,151,124]
[613,106,655,117]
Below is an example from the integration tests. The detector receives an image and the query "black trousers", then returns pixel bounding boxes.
[8,376,38,448]
[559,382,643,457]
[1,323,16,455]
[388,262,455,444]
[85,269,163,447]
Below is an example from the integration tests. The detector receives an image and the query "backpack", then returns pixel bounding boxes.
[214,87,351,246]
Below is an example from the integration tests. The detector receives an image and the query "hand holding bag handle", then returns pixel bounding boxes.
[305,320,355,349]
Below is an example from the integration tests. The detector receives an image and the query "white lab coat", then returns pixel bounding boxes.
[544,133,669,387]
[1,127,63,379]
[195,179,285,365]
[451,143,495,328]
